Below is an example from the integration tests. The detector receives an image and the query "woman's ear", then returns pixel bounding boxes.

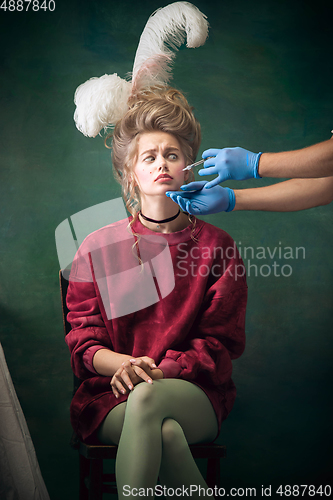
[129,173,138,188]
[129,174,133,183]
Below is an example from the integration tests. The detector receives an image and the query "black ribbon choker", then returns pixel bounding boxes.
[139,209,181,225]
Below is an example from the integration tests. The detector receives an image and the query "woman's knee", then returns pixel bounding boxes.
[126,380,161,419]
[161,418,188,453]
[162,418,185,444]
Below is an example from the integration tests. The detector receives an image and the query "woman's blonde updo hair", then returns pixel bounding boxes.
[110,86,201,217]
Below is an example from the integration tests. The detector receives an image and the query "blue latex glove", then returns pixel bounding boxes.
[199,147,262,188]
[166,181,235,215]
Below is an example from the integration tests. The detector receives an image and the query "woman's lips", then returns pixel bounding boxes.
[155,174,173,182]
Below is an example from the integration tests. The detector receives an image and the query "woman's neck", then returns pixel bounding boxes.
[138,195,190,233]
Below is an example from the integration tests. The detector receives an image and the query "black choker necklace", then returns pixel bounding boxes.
[139,209,181,227]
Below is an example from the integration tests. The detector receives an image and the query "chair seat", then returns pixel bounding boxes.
[78,440,226,461]
[79,442,118,460]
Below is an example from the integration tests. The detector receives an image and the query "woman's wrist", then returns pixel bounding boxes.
[151,368,164,380]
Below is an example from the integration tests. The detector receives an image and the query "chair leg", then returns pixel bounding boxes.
[89,459,103,500]
[206,458,220,489]
[79,454,90,500]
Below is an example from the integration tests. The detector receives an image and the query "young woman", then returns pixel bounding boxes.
[65,87,247,498]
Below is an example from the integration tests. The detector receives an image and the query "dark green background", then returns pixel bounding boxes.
[0,0,332,498]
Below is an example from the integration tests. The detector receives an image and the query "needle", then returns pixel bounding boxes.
[182,159,205,171]
[183,157,214,171]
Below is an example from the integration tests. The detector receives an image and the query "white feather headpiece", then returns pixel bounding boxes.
[74,2,209,137]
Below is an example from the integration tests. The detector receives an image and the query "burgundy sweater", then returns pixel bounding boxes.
[65,216,247,442]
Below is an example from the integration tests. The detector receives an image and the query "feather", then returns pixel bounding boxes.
[132,1,209,91]
[74,74,131,137]
[73,2,209,137]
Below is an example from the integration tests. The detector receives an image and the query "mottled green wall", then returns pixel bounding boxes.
[0,0,332,498]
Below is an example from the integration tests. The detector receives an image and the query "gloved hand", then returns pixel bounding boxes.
[199,147,262,188]
[166,181,235,215]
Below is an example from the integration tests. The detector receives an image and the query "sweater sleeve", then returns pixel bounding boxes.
[65,247,113,380]
[160,248,247,387]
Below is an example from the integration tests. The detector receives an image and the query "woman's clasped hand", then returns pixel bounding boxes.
[110,357,163,398]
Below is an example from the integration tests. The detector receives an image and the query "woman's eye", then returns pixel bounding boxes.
[168,154,178,160]
[144,156,155,162]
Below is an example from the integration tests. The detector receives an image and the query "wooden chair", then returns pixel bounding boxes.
[60,270,226,499]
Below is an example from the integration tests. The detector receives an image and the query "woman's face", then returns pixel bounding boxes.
[132,131,189,197]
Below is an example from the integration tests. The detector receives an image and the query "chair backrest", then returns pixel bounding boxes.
[59,270,82,395]
[59,271,71,336]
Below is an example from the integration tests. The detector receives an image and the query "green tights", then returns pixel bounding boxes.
[98,379,218,499]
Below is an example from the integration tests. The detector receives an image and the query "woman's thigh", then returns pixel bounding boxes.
[98,379,218,445]
[98,401,127,444]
